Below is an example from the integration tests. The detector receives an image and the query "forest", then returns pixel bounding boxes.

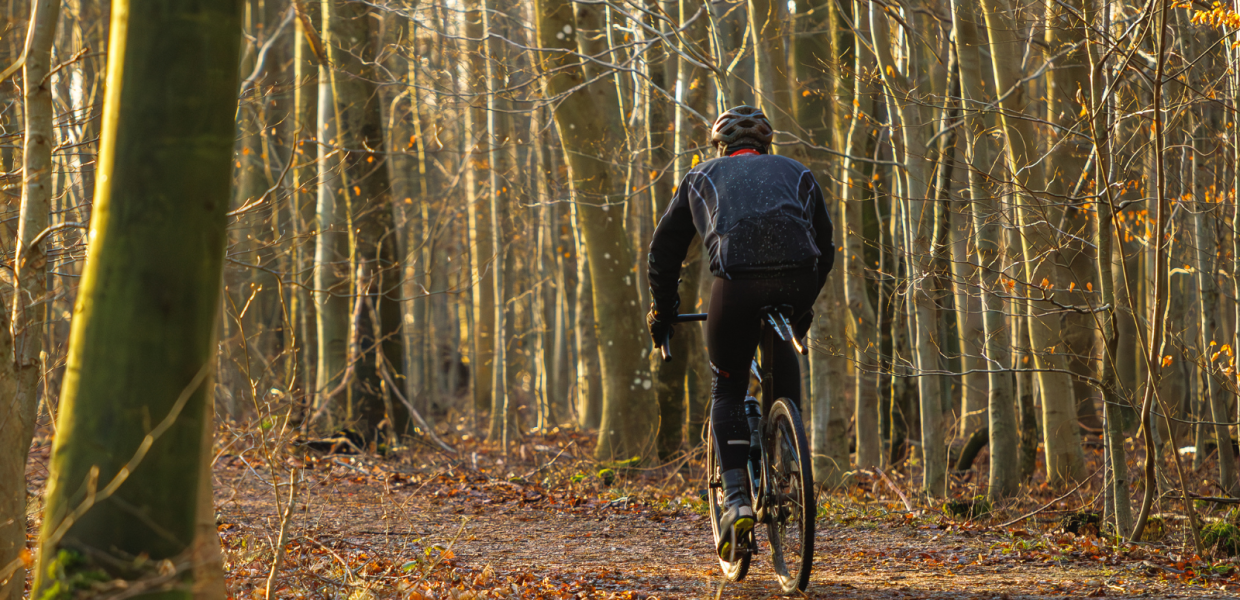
[5,0,1240,597]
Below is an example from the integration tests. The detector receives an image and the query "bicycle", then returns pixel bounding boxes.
[658,308,816,593]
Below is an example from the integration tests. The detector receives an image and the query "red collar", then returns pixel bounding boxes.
[729,149,760,157]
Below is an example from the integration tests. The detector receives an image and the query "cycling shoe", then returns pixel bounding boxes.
[716,468,755,560]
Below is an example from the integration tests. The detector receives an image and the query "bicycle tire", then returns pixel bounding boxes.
[764,398,815,593]
[705,423,751,581]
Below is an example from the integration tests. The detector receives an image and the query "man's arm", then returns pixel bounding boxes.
[807,174,835,291]
[648,178,698,312]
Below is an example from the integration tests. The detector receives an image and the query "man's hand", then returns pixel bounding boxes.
[647,295,679,347]
[648,309,674,347]
[794,309,814,340]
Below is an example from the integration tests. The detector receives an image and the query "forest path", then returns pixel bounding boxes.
[211,449,1233,600]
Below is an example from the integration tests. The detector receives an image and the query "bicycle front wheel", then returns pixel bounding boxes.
[705,423,751,581]
[765,397,815,593]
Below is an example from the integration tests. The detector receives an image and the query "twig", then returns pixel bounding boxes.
[226,130,298,217]
[264,468,300,599]
[999,471,1097,528]
[379,361,457,455]
[866,468,914,513]
[41,46,94,87]
[1184,493,1240,505]
[330,457,371,475]
[521,441,574,480]
[0,55,24,85]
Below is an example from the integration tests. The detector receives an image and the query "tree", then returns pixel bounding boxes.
[533,0,658,462]
[870,0,947,496]
[1,2,58,597]
[314,0,406,441]
[978,0,1085,486]
[834,0,883,470]
[31,1,242,596]
[950,0,1018,499]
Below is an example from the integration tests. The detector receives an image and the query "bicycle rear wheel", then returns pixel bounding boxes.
[705,423,751,581]
[765,398,815,593]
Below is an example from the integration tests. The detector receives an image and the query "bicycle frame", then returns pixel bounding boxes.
[752,309,806,522]
[659,309,807,524]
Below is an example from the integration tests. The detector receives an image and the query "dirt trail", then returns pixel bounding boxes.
[212,453,1239,600]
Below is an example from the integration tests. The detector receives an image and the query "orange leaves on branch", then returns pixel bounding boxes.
[1086,282,1093,292]
[1162,355,1173,368]
[1192,2,1240,29]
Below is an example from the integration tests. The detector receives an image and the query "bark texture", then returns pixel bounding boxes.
[535,0,658,461]
[32,1,242,596]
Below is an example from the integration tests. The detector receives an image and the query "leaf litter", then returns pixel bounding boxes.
[20,425,1240,598]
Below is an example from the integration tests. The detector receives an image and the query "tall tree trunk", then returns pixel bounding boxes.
[748,0,792,135]
[379,7,421,421]
[484,0,517,444]
[1044,0,1102,434]
[535,0,659,461]
[291,0,320,420]
[951,0,1018,498]
[788,0,850,486]
[978,0,1085,486]
[463,0,495,422]
[1081,0,1133,531]
[312,59,348,430]
[320,0,404,440]
[31,1,242,595]
[649,0,686,460]
[1193,123,1237,496]
[0,2,57,597]
[938,46,987,441]
[838,0,880,469]
[570,201,602,428]
[870,1,946,496]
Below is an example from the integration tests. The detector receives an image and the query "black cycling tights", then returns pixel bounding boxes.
[707,271,819,473]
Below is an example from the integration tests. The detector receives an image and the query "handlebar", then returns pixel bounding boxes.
[657,313,706,361]
[656,312,810,361]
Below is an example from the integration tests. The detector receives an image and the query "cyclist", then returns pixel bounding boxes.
[647,106,834,560]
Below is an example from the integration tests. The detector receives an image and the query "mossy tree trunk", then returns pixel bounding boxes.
[31,1,242,597]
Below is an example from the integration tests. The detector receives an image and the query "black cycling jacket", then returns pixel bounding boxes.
[648,153,835,308]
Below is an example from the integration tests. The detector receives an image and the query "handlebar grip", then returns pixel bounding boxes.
[659,330,672,361]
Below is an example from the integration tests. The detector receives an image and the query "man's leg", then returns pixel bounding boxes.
[706,277,765,559]
[706,278,764,472]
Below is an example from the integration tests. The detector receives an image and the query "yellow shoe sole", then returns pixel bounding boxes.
[718,516,755,561]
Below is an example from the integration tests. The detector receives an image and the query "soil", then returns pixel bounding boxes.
[209,437,1240,600]
[24,430,1240,599]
